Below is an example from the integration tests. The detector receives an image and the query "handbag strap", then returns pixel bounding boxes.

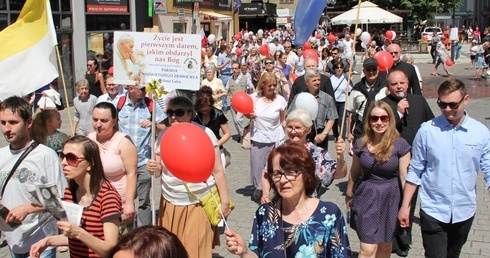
[183,183,199,201]
[1,141,39,198]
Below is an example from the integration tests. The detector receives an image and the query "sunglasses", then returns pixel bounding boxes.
[166,108,189,117]
[370,115,390,123]
[59,152,86,167]
[389,52,400,55]
[437,96,465,109]
[335,67,343,69]
[265,62,274,65]
[87,64,93,67]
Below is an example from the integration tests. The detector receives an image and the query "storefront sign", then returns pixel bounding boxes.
[86,0,128,13]
[174,0,230,11]
[113,31,201,90]
[154,0,167,14]
[239,3,263,15]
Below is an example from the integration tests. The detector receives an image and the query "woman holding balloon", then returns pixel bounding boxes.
[245,72,287,201]
[147,96,232,257]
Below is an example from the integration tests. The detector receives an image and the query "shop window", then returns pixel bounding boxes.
[0,14,6,30]
[61,14,71,29]
[173,22,187,34]
[61,0,70,12]
[50,0,59,11]
[9,0,25,10]
[0,0,6,10]
[86,15,130,31]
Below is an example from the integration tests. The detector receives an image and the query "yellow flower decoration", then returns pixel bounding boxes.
[145,78,168,98]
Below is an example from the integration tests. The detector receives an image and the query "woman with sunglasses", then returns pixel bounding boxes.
[30,136,121,258]
[345,101,411,258]
[262,56,289,100]
[247,72,287,201]
[225,142,351,257]
[201,65,227,111]
[147,96,232,257]
[261,109,347,203]
[88,102,138,224]
[329,61,353,142]
[194,86,232,168]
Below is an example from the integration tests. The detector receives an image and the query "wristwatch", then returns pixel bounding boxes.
[322,131,328,136]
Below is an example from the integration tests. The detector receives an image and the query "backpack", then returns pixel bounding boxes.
[116,95,153,114]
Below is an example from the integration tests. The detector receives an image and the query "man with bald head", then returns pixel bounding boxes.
[387,44,422,95]
[288,58,335,108]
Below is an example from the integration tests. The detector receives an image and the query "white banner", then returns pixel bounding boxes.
[113,31,201,91]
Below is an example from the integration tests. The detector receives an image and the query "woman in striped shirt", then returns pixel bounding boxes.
[30,136,122,258]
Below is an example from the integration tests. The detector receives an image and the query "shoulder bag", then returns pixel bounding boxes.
[0,142,39,198]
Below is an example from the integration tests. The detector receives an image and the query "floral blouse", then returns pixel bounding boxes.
[307,142,337,188]
[249,200,351,258]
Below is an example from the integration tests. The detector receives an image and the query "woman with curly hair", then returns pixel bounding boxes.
[30,108,68,152]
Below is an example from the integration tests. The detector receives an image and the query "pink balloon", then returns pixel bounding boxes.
[160,123,215,183]
[231,92,254,115]
[374,51,394,72]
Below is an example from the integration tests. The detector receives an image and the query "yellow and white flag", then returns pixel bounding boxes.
[0,0,59,101]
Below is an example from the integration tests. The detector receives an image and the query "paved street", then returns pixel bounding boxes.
[1,45,490,257]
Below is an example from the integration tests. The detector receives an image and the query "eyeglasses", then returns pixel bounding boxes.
[265,62,274,65]
[370,115,390,123]
[59,152,86,167]
[166,108,188,117]
[269,170,302,181]
[389,52,400,55]
[286,125,305,132]
[437,96,465,109]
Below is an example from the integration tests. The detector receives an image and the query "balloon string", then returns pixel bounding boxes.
[207,183,231,232]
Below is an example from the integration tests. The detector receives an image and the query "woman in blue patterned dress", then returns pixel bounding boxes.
[260,109,347,203]
[225,142,351,257]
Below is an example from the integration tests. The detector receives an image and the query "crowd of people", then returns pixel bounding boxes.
[0,25,490,258]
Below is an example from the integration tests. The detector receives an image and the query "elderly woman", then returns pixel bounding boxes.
[401,53,423,90]
[88,102,138,223]
[201,65,227,111]
[288,69,337,150]
[247,72,287,201]
[262,56,289,100]
[225,142,351,257]
[261,109,347,203]
[345,101,411,258]
[147,96,232,257]
[30,136,121,258]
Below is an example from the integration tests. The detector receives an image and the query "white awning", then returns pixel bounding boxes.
[200,11,232,22]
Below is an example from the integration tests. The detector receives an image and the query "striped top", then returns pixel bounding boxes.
[63,181,122,258]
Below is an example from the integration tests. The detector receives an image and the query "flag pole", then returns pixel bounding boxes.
[150,91,157,226]
[54,45,74,135]
[339,0,362,160]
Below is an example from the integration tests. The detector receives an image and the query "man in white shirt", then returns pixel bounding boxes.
[97,74,125,106]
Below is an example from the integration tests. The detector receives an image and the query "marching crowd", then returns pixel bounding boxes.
[0,26,490,258]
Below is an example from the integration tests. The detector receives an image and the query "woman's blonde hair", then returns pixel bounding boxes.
[361,101,399,162]
[256,72,277,93]
[30,108,60,144]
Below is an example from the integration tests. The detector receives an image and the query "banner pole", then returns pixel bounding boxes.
[54,45,74,135]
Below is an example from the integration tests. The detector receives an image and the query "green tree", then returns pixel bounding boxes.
[346,0,463,22]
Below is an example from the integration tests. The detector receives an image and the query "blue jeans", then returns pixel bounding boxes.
[10,247,56,258]
[220,74,231,110]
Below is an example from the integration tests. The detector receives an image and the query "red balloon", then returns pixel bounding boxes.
[231,92,254,115]
[303,49,319,63]
[235,33,242,40]
[259,44,269,56]
[304,42,311,49]
[327,34,336,44]
[445,59,453,67]
[315,34,322,39]
[423,35,428,41]
[236,48,243,56]
[160,123,215,183]
[291,74,299,83]
[385,30,393,40]
[373,51,394,72]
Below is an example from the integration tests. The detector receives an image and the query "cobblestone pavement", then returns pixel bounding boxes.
[1,46,490,257]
